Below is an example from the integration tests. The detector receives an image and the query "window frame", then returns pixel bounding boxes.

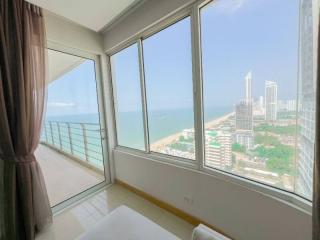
[142,15,197,161]
[106,0,313,213]
[110,42,147,151]
[109,8,197,164]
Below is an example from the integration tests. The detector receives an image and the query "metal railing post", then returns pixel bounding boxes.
[57,122,62,150]
[81,123,89,162]
[50,122,54,145]
[40,121,105,170]
[44,123,48,143]
[67,123,73,155]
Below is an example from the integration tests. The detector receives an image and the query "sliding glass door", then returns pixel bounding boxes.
[37,49,109,207]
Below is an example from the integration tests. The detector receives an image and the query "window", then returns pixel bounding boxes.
[143,17,195,160]
[110,0,318,202]
[200,0,316,200]
[111,44,146,150]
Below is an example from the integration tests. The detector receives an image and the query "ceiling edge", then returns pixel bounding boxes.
[44,10,100,33]
[100,0,147,34]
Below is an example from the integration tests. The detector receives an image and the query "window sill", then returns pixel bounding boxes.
[113,146,312,214]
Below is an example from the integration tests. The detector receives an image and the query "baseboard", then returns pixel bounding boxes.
[115,179,233,240]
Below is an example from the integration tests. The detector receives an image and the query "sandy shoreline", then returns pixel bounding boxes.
[151,112,234,149]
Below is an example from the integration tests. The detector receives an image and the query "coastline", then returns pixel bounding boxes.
[150,112,234,149]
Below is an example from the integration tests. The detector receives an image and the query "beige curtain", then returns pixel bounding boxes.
[0,0,52,239]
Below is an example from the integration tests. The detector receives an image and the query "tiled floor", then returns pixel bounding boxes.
[36,184,195,240]
[36,144,105,206]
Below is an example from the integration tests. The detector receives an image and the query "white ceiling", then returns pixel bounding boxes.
[26,0,139,32]
[48,49,84,83]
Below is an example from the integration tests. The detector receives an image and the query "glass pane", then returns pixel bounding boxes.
[143,17,195,160]
[201,0,302,194]
[111,44,145,150]
[38,49,106,207]
[296,0,318,200]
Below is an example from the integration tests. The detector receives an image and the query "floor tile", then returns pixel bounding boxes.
[36,184,194,240]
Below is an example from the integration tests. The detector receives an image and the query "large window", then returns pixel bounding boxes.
[143,17,195,160]
[201,0,316,200]
[111,44,145,150]
[110,0,318,201]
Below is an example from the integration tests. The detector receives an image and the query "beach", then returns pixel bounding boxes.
[150,112,234,149]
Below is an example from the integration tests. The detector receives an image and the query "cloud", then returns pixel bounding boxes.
[232,0,248,11]
[47,102,76,108]
[213,0,252,14]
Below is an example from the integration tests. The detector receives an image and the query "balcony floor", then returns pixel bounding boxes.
[36,144,105,207]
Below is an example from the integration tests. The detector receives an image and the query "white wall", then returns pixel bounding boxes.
[114,150,311,240]
[45,11,104,54]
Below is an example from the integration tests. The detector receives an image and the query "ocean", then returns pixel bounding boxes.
[115,106,232,150]
[42,106,232,161]
[43,113,104,167]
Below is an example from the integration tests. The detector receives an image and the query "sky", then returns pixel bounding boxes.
[46,58,99,117]
[201,0,300,107]
[47,0,300,116]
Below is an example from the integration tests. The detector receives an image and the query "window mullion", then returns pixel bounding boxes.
[138,39,150,153]
[191,5,205,170]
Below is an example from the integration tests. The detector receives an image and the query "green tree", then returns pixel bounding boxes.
[179,135,194,143]
[232,143,246,153]
[255,134,279,146]
[254,123,297,136]
[266,157,294,175]
[179,136,185,142]
[253,145,295,175]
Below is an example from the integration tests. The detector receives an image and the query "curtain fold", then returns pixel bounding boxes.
[0,0,52,239]
[314,10,320,240]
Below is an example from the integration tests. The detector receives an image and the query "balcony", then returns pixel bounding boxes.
[36,121,106,206]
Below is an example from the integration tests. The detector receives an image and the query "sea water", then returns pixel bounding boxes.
[42,106,232,164]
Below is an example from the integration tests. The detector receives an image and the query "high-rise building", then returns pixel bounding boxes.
[245,71,252,103]
[235,72,253,130]
[259,96,264,110]
[233,130,254,150]
[265,81,278,121]
[297,0,318,199]
[235,101,253,130]
[253,96,265,116]
[205,130,232,169]
[217,133,232,166]
[278,100,297,112]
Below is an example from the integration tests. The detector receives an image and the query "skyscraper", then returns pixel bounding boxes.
[297,0,318,199]
[245,71,252,103]
[235,72,253,130]
[235,72,254,150]
[265,81,278,121]
[235,101,253,130]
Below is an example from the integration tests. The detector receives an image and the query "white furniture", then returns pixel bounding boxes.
[76,205,179,240]
[192,224,231,240]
